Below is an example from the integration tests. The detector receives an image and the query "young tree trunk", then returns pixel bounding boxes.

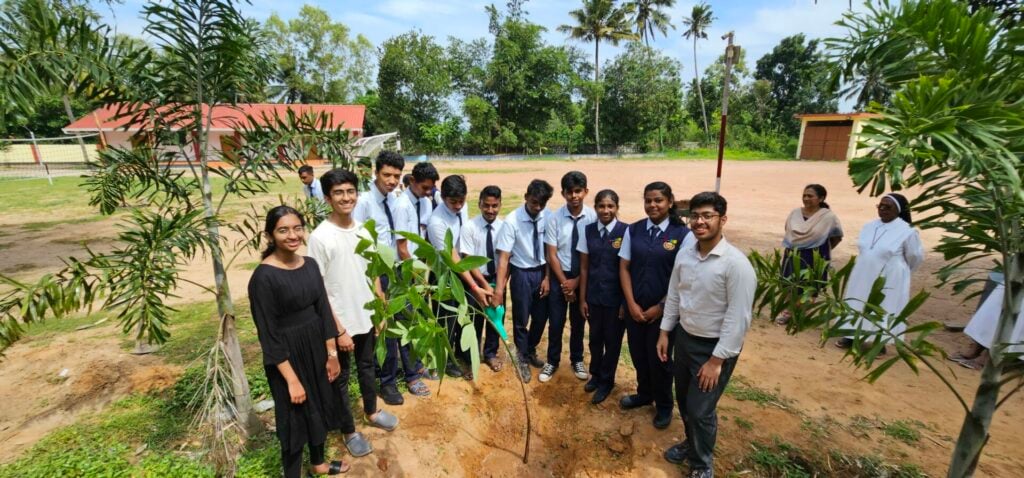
[594,40,601,155]
[194,121,261,436]
[948,251,1023,477]
[62,94,91,163]
[693,41,710,142]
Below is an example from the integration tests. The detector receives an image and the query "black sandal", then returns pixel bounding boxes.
[307,460,350,476]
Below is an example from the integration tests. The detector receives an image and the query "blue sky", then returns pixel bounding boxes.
[100,0,864,109]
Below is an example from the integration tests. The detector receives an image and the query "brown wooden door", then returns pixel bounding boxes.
[800,121,853,161]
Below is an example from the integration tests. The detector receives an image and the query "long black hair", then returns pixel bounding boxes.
[643,181,684,226]
[805,184,830,209]
[261,205,305,259]
[884,193,913,225]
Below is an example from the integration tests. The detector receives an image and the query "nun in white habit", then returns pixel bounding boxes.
[836,193,925,349]
[950,278,1024,370]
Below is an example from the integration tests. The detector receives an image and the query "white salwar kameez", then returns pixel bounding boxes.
[843,218,925,340]
[964,284,1024,355]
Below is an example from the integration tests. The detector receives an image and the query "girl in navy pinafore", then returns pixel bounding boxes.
[617,182,690,429]
[577,190,629,402]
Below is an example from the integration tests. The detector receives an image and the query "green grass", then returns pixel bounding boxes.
[739,438,927,478]
[882,419,923,444]
[734,416,755,431]
[725,376,791,409]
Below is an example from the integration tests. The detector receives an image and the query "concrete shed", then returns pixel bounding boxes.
[794,112,881,161]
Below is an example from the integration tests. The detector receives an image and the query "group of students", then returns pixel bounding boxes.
[262,151,759,477]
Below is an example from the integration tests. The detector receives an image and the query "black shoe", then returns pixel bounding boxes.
[618,394,653,410]
[835,337,854,349]
[445,361,464,378]
[653,409,672,429]
[380,384,404,406]
[516,360,532,383]
[591,385,614,405]
[687,468,713,478]
[527,353,545,368]
[663,440,690,464]
[584,378,599,393]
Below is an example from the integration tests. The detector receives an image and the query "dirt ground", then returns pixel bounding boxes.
[1,158,1022,476]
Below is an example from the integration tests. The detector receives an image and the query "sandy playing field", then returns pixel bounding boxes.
[0,158,1020,476]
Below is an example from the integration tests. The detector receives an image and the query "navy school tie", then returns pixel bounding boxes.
[569,217,581,276]
[486,223,496,277]
[382,198,395,242]
[532,218,541,262]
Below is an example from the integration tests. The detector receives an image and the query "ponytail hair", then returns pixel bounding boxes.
[261,205,305,259]
[805,183,830,209]
[884,193,913,225]
[644,181,684,226]
[594,189,619,207]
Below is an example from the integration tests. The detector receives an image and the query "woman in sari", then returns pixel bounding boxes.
[776,184,844,324]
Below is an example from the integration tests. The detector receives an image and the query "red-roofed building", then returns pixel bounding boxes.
[63,103,365,164]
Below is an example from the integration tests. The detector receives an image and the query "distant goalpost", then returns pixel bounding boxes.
[0,133,101,182]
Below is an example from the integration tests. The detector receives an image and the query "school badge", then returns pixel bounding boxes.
[611,237,622,249]
[663,239,678,251]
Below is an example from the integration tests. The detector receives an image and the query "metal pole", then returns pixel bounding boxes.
[715,32,738,193]
[29,131,53,185]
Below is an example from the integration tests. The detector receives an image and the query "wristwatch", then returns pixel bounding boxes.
[327,349,338,358]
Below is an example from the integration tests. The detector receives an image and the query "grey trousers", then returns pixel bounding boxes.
[674,326,738,471]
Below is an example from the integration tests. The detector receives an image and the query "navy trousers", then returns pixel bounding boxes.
[588,303,626,391]
[511,265,549,359]
[625,317,674,412]
[377,275,423,386]
[674,326,738,471]
[544,273,586,366]
[471,280,502,359]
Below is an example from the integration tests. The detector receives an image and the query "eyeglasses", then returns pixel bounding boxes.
[274,225,305,235]
[688,213,721,223]
[876,204,894,211]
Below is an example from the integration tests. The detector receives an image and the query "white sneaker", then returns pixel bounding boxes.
[572,361,589,380]
[538,363,557,382]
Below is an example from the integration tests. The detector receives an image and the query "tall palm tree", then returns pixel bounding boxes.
[682,2,714,141]
[628,0,675,47]
[559,0,638,154]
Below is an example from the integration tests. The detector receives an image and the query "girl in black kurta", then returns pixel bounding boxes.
[248,206,351,477]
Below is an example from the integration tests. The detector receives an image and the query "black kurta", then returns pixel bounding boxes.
[248,257,345,455]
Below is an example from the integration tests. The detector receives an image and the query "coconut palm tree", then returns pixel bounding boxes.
[558,0,638,154]
[628,0,675,47]
[682,2,714,141]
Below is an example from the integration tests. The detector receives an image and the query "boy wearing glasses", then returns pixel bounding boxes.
[656,192,757,478]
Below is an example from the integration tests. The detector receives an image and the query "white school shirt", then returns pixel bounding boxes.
[495,204,549,269]
[399,188,432,255]
[303,180,325,201]
[576,218,619,254]
[306,219,376,336]
[617,217,670,261]
[661,235,758,359]
[352,183,414,251]
[427,203,469,250]
[461,215,506,276]
[544,204,597,271]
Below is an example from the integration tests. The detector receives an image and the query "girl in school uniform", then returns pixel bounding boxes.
[618,182,690,430]
[578,190,629,404]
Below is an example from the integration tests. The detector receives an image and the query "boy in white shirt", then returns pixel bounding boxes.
[307,168,399,457]
[460,186,505,372]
